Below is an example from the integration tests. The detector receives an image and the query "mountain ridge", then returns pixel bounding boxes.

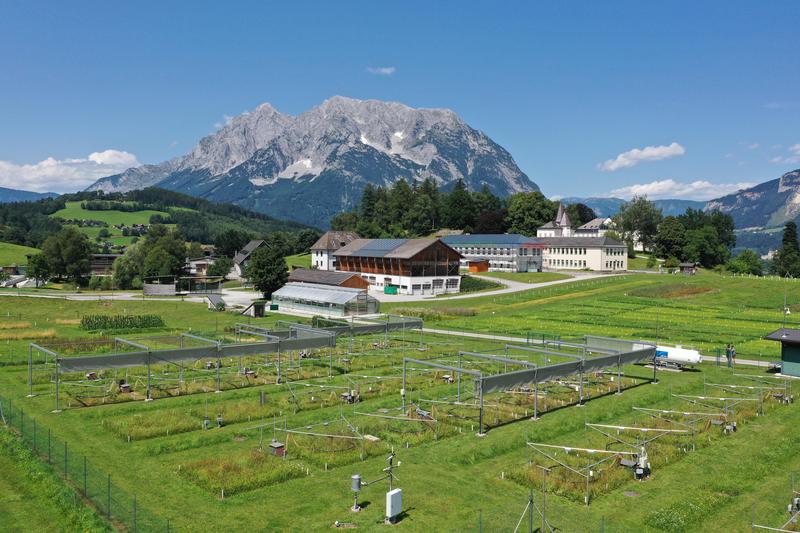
[0,186,58,204]
[88,96,537,228]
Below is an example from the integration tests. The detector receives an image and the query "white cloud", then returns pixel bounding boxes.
[366,66,396,76]
[770,143,800,165]
[609,179,755,200]
[0,150,139,193]
[598,142,685,172]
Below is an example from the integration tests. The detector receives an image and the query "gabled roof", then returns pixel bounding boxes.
[441,233,541,247]
[334,238,461,259]
[288,268,366,286]
[273,282,374,305]
[539,236,626,247]
[577,217,611,230]
[310,231,360,251]
[234,240,267,265]
[538,221,558,229]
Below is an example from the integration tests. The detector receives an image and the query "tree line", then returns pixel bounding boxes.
[330,178,597,237]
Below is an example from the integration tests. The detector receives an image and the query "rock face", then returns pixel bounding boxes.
[705,169,800,229]
[87,96,537,228]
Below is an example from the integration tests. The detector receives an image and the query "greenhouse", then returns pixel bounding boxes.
[271,282,380,316]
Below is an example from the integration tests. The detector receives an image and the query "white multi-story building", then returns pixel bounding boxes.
[539,236,628,271]
[310,231,360,271]
[441,234,544,272]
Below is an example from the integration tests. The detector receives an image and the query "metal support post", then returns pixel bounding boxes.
[107,474,111,519]
[83,456,87,496]
[401,359,407,413]
[64,441,68,479]
[457,353,462,402]
[146,353,152,401]
[27,345,33,397]
[53,359,60,412]
[216,359,221,392]
[478,379,484,435]
[533,380,539,419]
[617,358,622,395]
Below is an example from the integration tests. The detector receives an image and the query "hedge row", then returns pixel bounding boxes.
[80,314,165,331]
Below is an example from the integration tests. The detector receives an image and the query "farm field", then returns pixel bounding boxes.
[385,271,798,362]
[0,273,799,532]
[0,241,38,265]
[51,201,171,226]
[477,271,571,283]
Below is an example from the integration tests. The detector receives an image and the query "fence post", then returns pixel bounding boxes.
[47,428,51,462]
[133,495,137,532]
[32,419,36,452]
[107,474,111,520]
[20,408,24,437]
[83,456,87,496]
[64,441,68,479]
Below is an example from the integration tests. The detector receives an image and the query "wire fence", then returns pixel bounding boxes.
[0,394,173,532]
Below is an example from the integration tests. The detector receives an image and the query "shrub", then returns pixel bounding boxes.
[80,314,165,331]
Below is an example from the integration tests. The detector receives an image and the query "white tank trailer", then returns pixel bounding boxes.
[655,345,701,368]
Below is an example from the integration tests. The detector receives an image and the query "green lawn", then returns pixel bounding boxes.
[0,241,38,265]
[478,271,571,283]
[385,271,795,361]
[628,255,662,271]
[285,252,312,270]
[0,428,110,532]
[1,273,799,531]
[51,201,170,226]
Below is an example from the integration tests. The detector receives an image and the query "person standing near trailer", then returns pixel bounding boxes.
[731,344,736,367]
[725,344,732,367]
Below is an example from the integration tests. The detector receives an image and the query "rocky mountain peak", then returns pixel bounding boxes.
[87,97,537,228]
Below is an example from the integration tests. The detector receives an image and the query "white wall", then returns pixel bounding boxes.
[355,272,461,295]
[312,250,337,270]
[543,246,627,271]
[449,245,542,272]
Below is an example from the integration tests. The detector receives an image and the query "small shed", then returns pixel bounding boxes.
[678,262,697,276]
[467,258,490,273]
[764,328,800,377]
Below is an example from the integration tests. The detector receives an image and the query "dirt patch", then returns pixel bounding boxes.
[628,284,714,299]
[54,319,81,325]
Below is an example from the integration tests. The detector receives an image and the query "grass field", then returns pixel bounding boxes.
[385,271,797,361]
[0,427,110,532]
[0,241,38,265]
[285,253,312,270]
[51,201,170,226]
[1,272,799,531]
[478,271,572,283]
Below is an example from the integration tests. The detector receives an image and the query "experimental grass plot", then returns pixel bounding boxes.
[401,337,656,433]
[510,372,796,508]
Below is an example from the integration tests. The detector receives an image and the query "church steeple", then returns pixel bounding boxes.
[555,203,572,228]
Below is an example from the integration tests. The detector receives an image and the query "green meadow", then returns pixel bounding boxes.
[0,272,798,532]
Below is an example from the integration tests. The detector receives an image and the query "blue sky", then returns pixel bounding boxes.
[1,1,799,199]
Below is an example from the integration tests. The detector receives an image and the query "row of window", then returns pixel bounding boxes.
[546,259,587,268]
[455,246,541,256]
[605,261,624,269]
[605,248,625,256]
[547,247,587,255]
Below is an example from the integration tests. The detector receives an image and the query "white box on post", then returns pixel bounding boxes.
[385,488,402,523]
